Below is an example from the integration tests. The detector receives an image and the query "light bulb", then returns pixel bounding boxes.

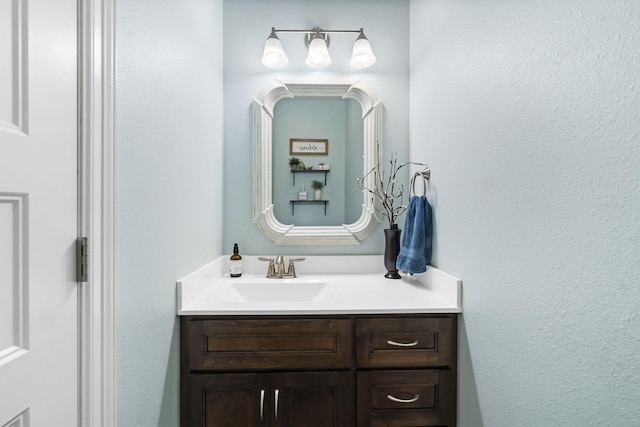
[350,31,376,69]
[261,30,288,68]
[305,36,332,68]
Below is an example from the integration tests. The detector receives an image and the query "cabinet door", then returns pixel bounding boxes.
[184,373,270,427]
[271,371,353,427]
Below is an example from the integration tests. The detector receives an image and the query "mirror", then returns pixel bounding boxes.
[272,97,362,227]
[253,80,382,245]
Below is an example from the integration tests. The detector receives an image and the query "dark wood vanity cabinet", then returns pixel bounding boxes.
[181,314,457,426]
[181,317,353,427]
[355,317,457,426]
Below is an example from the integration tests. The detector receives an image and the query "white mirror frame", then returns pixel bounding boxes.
[253,79,382,245]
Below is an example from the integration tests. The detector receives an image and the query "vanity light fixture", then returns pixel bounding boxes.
[261,28,289,68]
[349,29,377,69]
[305,29,332,68]
[261,27,376,69]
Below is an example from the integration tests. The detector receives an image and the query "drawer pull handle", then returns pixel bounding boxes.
[387,393,420,404]
[387,339,419,347]
[274,388,280,422]
[260,389,265,422]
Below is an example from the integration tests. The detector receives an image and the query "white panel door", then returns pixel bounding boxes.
[0,0,79,426]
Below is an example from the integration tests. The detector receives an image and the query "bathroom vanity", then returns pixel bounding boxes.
[177,256,462,426]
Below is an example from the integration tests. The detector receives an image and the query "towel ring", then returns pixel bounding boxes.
[410,168,430,197]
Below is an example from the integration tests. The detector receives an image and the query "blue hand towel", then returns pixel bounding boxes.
[396,196,432,275]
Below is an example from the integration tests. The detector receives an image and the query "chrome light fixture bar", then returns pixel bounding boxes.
[261,27,376,69]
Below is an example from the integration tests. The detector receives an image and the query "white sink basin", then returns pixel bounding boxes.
[232,279,328,302]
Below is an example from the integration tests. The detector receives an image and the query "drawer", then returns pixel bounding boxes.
[356,316,455,368]
[357,370,455,427]
[183,318,352,371]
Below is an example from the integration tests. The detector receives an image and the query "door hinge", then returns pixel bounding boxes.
[77,237,89,283]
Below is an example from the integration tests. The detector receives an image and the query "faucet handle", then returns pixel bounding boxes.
[286,257,306,278]
[258,257,276,278]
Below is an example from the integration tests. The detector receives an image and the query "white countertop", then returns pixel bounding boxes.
[177,255,462,316]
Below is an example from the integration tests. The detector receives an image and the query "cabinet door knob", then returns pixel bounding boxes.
[387,393,420,404]
[386,339,419,347]
[260,389,265,422]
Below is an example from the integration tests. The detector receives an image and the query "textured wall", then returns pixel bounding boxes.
[409,1,640,425]
[115,0,224,425]
[222,0,410,255]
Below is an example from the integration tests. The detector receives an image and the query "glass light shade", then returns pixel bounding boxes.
[305,38,332,68]
[350,37,376,69]
[261,36,288,68]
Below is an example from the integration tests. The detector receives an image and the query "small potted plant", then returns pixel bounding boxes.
[288,157,300,170]
[311,180,324,200]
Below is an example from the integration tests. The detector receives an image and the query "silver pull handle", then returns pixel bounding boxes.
[274,388,280,422]
[386,339,419,347]
[387,393,420,404]
[260,389,265,422]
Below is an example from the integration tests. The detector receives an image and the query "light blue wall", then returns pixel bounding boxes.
[410,1,640,425]
[222,0,410,255]
[115,0,224,426]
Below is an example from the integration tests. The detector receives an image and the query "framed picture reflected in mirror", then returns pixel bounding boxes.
[290,138,328,155]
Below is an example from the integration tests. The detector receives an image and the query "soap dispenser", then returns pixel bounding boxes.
[229,243,242,277]
[298,186,308,200]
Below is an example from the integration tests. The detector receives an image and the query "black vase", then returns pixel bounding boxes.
[383,226,402,279]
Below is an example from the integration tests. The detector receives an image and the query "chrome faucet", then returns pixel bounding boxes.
[275,255,286,277]
[258,256,306,278]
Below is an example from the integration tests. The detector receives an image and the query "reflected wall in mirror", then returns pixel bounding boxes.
[273,97,363,227]
[253,80,382,245]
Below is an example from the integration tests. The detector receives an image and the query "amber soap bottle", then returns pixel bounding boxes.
[229,243,243,277]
